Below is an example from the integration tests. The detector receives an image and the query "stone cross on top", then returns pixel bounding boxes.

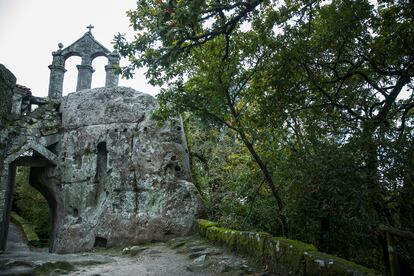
[47,27,120,98]
[86,24,94,33]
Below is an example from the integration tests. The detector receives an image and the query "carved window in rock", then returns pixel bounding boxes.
[95,142,107,183]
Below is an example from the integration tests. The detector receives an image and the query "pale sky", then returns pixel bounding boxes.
[0,0,160,97]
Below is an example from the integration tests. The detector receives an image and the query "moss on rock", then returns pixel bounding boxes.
[205,226,238,251]
[198,220,379,275]
[303,251,379,275]
[197,219,219,237]
[235,231,271,264]
[264,237,317,275]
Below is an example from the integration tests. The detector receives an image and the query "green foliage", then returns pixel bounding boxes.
[118,0,414,272]
[186,116,281,233]
[13,167,51,241]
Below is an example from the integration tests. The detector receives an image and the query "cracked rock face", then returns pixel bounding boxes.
[51,86,202,252]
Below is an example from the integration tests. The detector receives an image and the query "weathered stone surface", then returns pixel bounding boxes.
[122,245,148,256]
[51,86,202,252]
[0,85,203,253]
[1,32,202,254]
[0,64,16,252]
[0,64,16,125]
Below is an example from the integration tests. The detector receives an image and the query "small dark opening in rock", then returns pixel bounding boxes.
[93,236,107,248]
[171,156,177,161]
[96,142,108,182]
[143,127,148,131]
[164,229,174,236]
[147,159,151,163]
[142,149,146,153]
[73,208,79,217]
[75,154,82,169]
[176,126,181,131]
[47,143,59,154]
[123,128,127,132]
[174,165,181,172]
[114,129,118,132]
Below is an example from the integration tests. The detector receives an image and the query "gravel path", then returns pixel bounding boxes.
[5,222,30,252]
[1,227,263,276]
[68,244,213,276]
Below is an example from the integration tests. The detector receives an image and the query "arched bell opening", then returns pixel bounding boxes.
[91,56,107,89]
[62,56,82,96]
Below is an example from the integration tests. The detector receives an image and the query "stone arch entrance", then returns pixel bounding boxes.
[0,143,60,252]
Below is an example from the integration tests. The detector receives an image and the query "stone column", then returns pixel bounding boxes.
[76,64,94,91]
[48,45,66,98]
[105,51,120,88]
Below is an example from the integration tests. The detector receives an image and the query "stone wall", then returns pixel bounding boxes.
[197,220,379,275]
[0,64,15,126]
[0,64,15,250]
[0,96,61,251]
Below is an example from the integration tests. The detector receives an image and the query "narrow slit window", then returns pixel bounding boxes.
[95,142,107,183]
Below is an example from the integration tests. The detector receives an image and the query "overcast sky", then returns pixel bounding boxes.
[0,0,160,97]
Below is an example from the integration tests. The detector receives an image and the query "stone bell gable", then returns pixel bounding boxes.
[48,26,120,98]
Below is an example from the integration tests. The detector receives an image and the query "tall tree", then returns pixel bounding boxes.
[115,0,414,270]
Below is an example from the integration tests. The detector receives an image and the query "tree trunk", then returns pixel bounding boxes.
[361,123,394,226]
[237,129,288,235]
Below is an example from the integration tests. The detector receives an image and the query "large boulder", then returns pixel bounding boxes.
[52,86,203,252]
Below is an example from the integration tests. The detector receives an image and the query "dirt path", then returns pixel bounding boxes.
[5,222,30,253]
[68,244,212,276]
[1,235,264,275]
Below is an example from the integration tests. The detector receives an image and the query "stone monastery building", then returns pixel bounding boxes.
[0,28,202,253]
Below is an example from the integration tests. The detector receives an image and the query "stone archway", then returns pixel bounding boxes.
[0,143,60,252]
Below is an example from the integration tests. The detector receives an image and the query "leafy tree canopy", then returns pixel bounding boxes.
[115,0,414,272]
